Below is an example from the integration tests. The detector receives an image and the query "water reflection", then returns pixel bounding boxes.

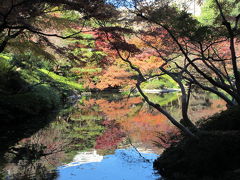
[2,123,68,179]
[0,92,226,179]
[58,148,159,180]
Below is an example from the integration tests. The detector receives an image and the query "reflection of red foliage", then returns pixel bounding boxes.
[95,123,125,150]
[93,97,143,149]
[120,111,175,145]
[84,96,177,150]
[95,97,142,120]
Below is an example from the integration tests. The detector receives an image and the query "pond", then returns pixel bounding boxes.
[0,91,226,179]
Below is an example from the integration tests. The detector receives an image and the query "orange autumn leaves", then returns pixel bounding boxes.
[77,30,165,90]
[93,35,164,90]
[95,66,136,90]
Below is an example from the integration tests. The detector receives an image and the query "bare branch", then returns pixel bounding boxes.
[214,0,240,95]
[159,67,197,130]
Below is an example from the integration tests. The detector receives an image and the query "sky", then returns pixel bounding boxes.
[107,0,201,16]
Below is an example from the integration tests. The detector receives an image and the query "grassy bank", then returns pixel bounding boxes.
[0,53,84,117]
[153,106,240,180]
[39,69,84,91]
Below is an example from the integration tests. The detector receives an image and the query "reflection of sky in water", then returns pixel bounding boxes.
[57,148,160,180]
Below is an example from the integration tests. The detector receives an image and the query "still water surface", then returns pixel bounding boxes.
[0,92,225,179]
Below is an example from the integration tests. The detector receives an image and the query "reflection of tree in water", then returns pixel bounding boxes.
[63,101,105,152]
[90,97,144,151]
[187,91,226,121]
[2,101,107,179]
[148,91,226,122]
[89,96,177,152]
[1,93,226,179]
[3,124,67,180]
[0,96,115,179]
[88,93,225,152]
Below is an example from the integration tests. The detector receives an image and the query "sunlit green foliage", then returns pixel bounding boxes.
[61,10,82,22]
[141,75,178,90]
[199,0,240,26]
[70,67,102,74]
[147,92,179,106]
[0,54,13,80]
[39,69,84,91]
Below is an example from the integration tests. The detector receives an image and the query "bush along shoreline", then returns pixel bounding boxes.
[153,106,240,180]
[0,54,84,121]
[0,54,83,155]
